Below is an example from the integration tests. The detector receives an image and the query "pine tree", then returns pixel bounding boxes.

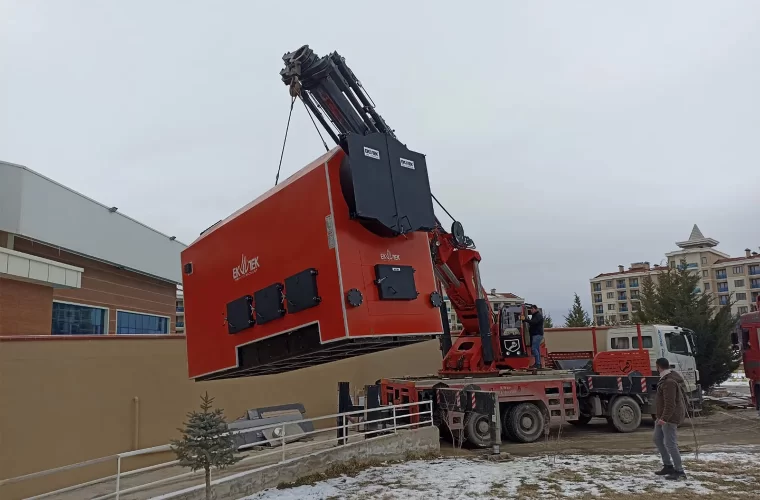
[171,392,240,500]
[544,313,554,328]
[633,258,740,390]
[564,293,592,327]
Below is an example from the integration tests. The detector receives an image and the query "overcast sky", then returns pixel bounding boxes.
[1,1,758,322]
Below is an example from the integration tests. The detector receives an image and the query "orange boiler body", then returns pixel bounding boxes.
[181,148,443,380]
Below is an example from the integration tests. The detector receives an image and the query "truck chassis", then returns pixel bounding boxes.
[342,368,683,447]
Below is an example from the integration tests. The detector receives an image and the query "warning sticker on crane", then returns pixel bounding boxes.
[400,157,415,170]
[363,146,380,160]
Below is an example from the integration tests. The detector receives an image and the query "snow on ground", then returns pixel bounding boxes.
[245,452,760,499]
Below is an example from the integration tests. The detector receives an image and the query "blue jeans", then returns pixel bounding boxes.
[654,422,682,471]
[531,335,543,367]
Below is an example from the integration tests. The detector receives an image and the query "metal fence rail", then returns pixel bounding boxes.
[1,400,433,500]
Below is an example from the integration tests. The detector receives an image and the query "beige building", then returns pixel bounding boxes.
[590,225,760,325]
[444,289,524,332]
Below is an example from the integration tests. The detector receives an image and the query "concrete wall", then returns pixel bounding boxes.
[160,427,440,500]
[0,336,442,499]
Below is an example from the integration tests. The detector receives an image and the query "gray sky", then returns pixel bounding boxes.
[1,1,758,322]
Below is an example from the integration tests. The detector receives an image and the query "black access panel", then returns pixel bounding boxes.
[284,268,321,314]
[384,135,436,235]
[374,264,418,300]
[253,283,285,325]
[226,295,254,334]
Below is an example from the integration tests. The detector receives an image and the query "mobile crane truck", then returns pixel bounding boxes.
[179,45,701,448]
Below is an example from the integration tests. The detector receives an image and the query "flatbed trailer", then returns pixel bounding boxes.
[343,368,672,447]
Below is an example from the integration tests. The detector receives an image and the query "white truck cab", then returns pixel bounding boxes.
[607,325,700,394]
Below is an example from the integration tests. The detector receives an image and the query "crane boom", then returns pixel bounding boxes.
[280,44,536,374]
[280,46,395,145]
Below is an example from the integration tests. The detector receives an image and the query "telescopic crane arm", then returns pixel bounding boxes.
[280,45,532,374]
[281,46,395,147]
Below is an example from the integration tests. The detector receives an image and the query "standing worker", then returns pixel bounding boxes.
[653,357,687,480]
[522,305,544,369]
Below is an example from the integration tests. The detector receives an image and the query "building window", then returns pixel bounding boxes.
[716,269,727,280]
[632,302,640,312]
[701,257,708,265]
[719,295,729,306]
[738,306,749,315]
[116,311,169,335]
[717,282,729,293]
[596,316,605,325]
[630,290,640,299]
[629,278,639,287]
[737,292,747,301]
[733,266,745,275]
[702,270,708,277]
[608,303,616,311]
[592,282,601,292]
[670,260,675,269]
[595,305,604,314]
[735,279,745,288]
[594,294,602,303]
[605,280,613,288]
[52,301,108,335]
[607,292,614,299]
[750,265,760,276]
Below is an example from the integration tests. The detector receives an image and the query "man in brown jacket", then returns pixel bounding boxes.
[654,357,687,480]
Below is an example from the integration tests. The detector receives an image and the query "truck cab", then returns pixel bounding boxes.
[737,298,760,410]
[607,325,700,394]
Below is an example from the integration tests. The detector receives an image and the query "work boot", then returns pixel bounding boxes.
[665,470,687,481]
[655,465,674,476]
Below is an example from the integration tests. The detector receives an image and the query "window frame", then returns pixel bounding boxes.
[52,300,109,335]
[632,335,654,349]
[115,309,172,335]
[665,333,690,355]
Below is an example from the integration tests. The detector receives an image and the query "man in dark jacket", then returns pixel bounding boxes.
[653,357,687,480]
[523,305,544,369]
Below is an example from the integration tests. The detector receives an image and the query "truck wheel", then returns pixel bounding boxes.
[507,403,545,443]
[501,405,516,441]
[464,412,491,448]
[569,415,592,426]
[609,396,642,433]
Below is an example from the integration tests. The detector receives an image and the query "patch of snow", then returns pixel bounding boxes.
[244,451,760,499]
[719,380,750,387]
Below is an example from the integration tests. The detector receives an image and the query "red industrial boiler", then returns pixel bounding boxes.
[181,45,448,380]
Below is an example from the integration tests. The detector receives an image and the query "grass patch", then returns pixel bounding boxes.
[276,451,440,489]
[546,469,585,483]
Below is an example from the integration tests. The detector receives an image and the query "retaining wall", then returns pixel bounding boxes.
[156,426,440,500]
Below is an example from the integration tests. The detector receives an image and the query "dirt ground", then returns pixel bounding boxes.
[442,408,760,457]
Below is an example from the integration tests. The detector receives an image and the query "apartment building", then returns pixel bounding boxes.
[590,225,759,325]
[444,289,524,331]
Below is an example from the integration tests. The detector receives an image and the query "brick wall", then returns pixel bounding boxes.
[0,278,54,335]
[13,237,177,334]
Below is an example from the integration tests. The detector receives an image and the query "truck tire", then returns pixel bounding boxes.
[501,405,516,441]
[506,403,545,443]
[609,396,642,433]
[464,411,491,448]
[569,414,592,426]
